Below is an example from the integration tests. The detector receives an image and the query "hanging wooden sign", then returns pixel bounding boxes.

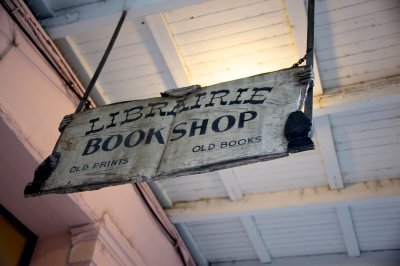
[25,66,314,196]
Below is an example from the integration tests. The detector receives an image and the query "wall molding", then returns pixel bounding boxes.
[69,214,146,266]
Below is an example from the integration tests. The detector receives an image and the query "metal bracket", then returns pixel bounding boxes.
[298,66,314,86]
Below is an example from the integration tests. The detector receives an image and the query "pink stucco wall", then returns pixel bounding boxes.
[0,6,184,266]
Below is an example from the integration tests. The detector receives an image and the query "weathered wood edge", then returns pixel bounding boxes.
[25,152,289,196]
[24,152,61,197]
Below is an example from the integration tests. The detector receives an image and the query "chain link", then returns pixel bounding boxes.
[292,48,312,68]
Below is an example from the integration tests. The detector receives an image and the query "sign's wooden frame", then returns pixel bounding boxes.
[25,67,314,196]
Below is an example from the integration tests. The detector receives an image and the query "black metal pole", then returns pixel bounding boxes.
[75,10,127,113]
[304,0,315,121]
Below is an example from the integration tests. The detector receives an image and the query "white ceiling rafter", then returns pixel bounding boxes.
[143,10,247,203]
[240,216,272,263]
[175,223,209,266]
[56,36,109,105]
[218,169,243,201]
[336,206,361,257]
[145,13,192,88]
[40,0,208,39]
[166,179,400,223]
[315,80,400,116]
[314,115,344,190]
[284,0,323,96]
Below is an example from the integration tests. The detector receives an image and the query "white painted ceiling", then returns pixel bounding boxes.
[28,0,400,265]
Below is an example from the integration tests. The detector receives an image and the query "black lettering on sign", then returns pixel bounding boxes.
[145,102,168,118]
[85,118,104,136]
[69,164,89,173]
[82,138,102,156]
[145,128,165,144]
[171,123,187,141]
[82,127,165,156]
[238,111,257,128]
[106,112,120,129]
[243,87,273,104]
[81,111,260,156]
[102,134,123,151]
[190,93,206,110]
[211,115,235,132]
[228,88,248,105]
[124,130,145,148]
[189,119,208,137]
[92,158,129,169]
[205,90,229,107]
[121,106,143,125]
[192,143,215,152]
[167,99,190,116]
[220,136,262,149]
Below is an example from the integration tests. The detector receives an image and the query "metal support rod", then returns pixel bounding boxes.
[75,10,127,113]
[304,0,315,121]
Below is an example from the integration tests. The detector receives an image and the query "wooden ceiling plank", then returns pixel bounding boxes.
[218,169,243,201]
[183,33,294,64]
[40,0,208,39]
[240,216,272,263]
[187,45,296,74]
[172,12,288,45]
[166,0,283,35]
[315,0,400,26]
[315,20,400,51]
[166,0,265,24]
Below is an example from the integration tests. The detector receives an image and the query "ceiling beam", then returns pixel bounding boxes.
[175,223,209,266]
[55,36,108,105]
[336,206,361,257]
[315,81,400,116]
[314,115,344,190]
[142,11,194,206]
[218,169,243,201]
[166,179,400,223]
[284,0,323,96]
[39,0,207,39]
[145,13,192,88]
[240,216,272,263]
[209,250,400,266]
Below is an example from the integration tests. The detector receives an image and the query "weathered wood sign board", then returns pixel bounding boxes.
[25,66,314,196]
